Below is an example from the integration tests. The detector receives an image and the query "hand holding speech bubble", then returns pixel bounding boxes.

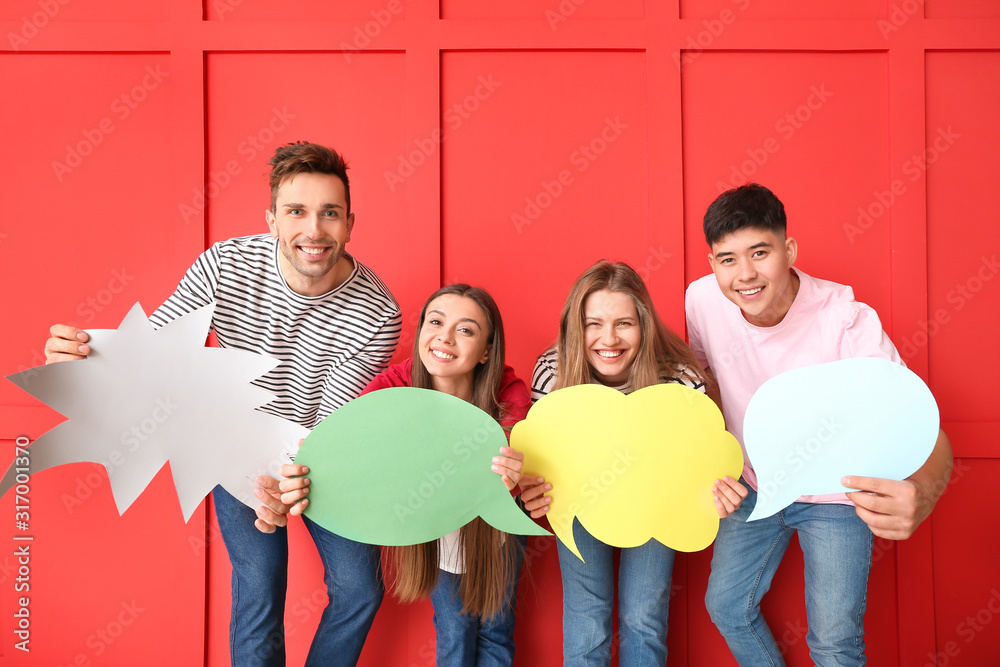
[744,357,939,522]
[295,387,550,545]
[510,383,743,561]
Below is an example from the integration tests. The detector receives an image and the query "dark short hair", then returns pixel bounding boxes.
[268,141,351,213]
[703,183,786,246]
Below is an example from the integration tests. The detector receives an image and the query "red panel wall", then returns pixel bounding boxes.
[0,49,205,667]
[0,1,997,665]
[925,50,1000,665]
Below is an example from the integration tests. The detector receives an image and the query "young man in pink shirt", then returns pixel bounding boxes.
[685,183,952,666]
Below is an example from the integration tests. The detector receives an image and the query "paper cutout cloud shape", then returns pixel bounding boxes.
[744,357,939,522]
[510,383,743,560]
[1,302,308,520]
[295,386,550,545]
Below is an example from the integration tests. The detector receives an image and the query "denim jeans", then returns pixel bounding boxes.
[705,485,874,667]
[428,535,525,666]
[213,486,383,667]
[557,520,675,666]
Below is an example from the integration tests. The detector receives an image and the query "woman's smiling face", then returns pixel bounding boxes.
[418,294,492,384]
[582,289,641,386]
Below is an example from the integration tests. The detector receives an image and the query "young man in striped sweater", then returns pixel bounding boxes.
[45,141,401,667]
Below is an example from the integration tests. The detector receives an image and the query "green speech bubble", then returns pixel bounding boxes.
[296,387,550,545]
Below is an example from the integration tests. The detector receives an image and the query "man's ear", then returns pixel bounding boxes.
[785,236,798,265]
[345,212,355,244]
[266,209,278,238]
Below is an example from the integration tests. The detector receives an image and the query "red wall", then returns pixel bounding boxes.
[1,1,998,665]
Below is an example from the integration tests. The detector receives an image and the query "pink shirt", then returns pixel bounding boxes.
[685,267,902,505]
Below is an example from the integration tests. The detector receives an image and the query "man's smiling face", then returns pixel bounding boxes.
[709,227,799,327]
[266,171,355,296]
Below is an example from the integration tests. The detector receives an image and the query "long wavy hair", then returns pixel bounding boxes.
[387,284,520,619]
[553,261,712,393]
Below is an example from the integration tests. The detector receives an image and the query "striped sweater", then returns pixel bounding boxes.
[150,234,401,429]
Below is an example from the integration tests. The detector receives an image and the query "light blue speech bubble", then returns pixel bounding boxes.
[744,357,939,522]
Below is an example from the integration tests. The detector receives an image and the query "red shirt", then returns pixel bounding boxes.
[360,358,531,430]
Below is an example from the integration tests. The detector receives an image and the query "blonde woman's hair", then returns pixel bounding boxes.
[554,261,711,393]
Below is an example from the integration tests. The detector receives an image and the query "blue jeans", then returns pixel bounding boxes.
[705,485,874,667]
[429,535,525,666]
[558,520,675,666]
[213,486,383,667]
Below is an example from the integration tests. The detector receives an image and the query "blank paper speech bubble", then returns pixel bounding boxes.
[295,387,550,545]
[1,303,307,521]
[744,357,939,522]
[510,383,743,560]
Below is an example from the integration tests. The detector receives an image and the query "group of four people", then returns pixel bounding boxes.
[45,141,952,666]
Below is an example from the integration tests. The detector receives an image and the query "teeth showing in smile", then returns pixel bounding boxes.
[738,287,763,295]
[431,349,456,360]
[300,247,328,255]
[596,350,623,358]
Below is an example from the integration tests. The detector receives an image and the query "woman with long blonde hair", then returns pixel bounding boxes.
[523,261,745,666]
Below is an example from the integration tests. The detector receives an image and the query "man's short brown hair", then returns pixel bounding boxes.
[268,141,351,213]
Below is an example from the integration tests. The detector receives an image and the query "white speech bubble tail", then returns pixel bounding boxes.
[746,505,775,522]
[746,489,798,522]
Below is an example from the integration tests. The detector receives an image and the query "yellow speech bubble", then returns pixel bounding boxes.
[511,383,743,560]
